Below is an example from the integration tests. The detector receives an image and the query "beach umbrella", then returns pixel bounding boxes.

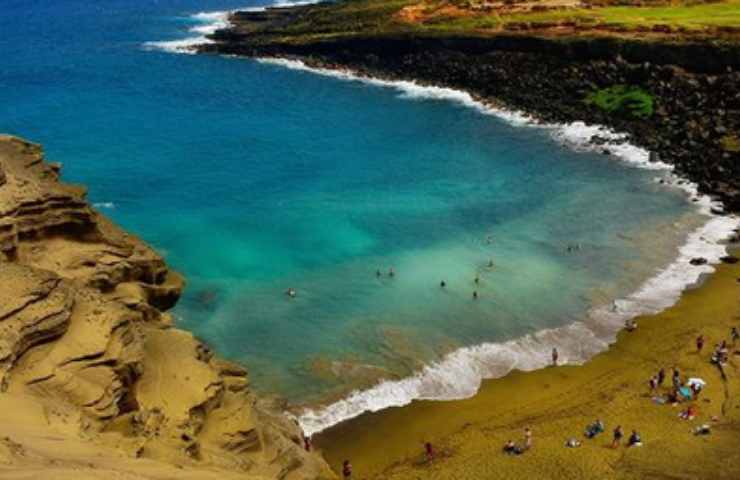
[687,378,706,388]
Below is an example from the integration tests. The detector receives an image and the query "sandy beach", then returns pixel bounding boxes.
[315,251,740,479]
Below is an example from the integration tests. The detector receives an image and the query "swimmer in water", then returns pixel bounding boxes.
[440,280,446,288]
[389,267,395,277]
[473,291,478,300]
[285,288,296,298]
[488,259,494,268]
[474,275,480,284]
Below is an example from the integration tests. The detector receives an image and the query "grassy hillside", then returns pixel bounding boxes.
[239,0,740,41]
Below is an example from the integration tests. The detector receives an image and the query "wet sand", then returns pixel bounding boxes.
[315,249,740,479]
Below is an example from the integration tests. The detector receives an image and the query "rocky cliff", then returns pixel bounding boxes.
[0,135,334,479]
[202,10,740,213]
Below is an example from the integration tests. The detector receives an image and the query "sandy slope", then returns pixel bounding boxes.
[0,135,334,480]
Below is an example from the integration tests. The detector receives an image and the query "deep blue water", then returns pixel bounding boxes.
[1,0,702,404]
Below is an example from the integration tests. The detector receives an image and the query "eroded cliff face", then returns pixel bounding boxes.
[0,135,334,479]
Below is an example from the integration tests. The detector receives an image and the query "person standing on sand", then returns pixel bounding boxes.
[524,427,533,450]
[697,335,705,353]
[342,460,352,479]
[649,375,658,393]
[425,442,435,462]
[612,426,624,448]
[672,367,682,389]
[657,368,666,387]
[732,327,739,345]
[552,348,559,366]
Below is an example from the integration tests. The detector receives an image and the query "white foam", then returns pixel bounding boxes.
[253,58,738,437]
[144,1,320,55]
[93,202,115,209]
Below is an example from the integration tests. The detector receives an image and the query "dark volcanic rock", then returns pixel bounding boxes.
[201,16,740,212]
[720,255,739,264]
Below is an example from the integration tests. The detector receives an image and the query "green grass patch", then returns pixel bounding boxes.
[585,85,654,118]
[505,0,740,29]
[720,134,740,152]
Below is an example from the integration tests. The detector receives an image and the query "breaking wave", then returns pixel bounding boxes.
[252,58,737,437]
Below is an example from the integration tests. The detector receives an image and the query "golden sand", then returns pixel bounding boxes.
[316,252,740,479]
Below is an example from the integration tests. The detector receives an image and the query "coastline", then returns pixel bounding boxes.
[144,7,740,438]
[314,250,740,479]
[244,56,739,437]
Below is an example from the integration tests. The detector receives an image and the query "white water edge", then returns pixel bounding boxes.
[145,10,738,437]
[142,1,316,54]
[253,57,738,437]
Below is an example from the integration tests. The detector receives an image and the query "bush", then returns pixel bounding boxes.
[585,85,654,118]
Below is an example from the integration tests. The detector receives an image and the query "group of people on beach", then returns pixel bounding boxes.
[331,324,739,478]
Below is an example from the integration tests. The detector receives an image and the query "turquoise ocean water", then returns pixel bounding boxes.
[3,0,727,433]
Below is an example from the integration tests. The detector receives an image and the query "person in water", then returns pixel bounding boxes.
[285,288,296,298]
[440,280,446,288]
[342,460,352,479]
[376,269,382,278]
[388,267,395,277]
[473,291,478,300]
[474,275,480,284]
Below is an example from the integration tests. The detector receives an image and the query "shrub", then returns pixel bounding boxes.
[585,85,654,118]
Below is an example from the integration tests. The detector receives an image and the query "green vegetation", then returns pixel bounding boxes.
[720,134,740,152]
[429,0,740,33]
[505,0,740,30]
[239,0,740,42]
[585,85,654,118]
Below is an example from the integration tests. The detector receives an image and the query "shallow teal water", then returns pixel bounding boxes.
[1,0,701,403]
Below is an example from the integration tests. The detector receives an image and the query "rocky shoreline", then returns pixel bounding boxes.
[0,135,334,479]
[200,13,740,213]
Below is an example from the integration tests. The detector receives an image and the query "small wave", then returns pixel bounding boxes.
[253,58,738,437]
[299,322,607,436]
[144,1,320,55]
[93,202,115,209]
[143,9,230,54]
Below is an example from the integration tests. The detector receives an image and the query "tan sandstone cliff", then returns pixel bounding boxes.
[0,135,335,480]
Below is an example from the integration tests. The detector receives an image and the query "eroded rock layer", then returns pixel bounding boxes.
[0,135,334,480]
